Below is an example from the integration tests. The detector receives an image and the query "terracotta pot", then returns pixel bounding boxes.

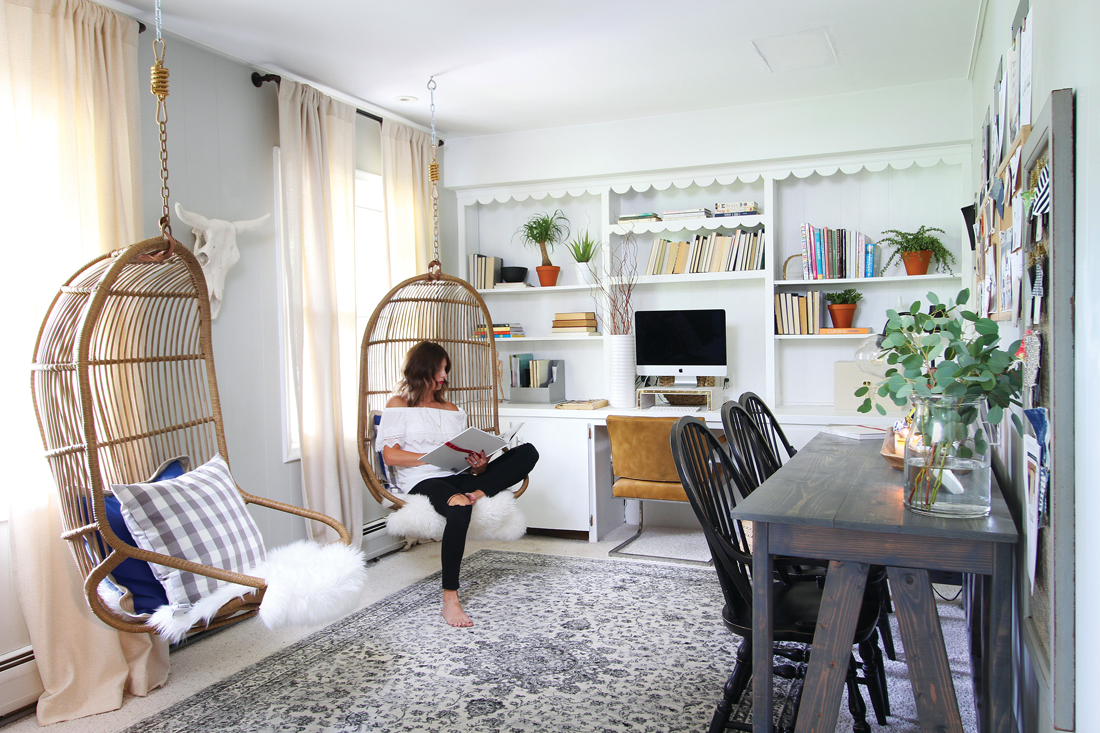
[536,265,560,287]
[827,303,857,329]
[901,250,933,276]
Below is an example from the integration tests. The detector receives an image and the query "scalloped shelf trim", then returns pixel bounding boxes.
[467,155,966,204]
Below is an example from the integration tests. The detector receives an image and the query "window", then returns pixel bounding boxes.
[275,151,386,462]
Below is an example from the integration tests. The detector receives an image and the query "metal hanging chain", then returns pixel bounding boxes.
[148,0,176,256]
[426,76,441,279]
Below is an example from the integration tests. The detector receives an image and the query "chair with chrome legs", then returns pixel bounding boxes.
[605,414,709,566]
[671,417,887,733]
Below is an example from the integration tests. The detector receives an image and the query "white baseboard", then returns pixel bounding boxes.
[0,647,42,717]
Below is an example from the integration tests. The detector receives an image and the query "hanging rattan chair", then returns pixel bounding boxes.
[357,273,528,508]
[31,236,351,635]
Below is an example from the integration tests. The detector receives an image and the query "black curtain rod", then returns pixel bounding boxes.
[250,71,443,145]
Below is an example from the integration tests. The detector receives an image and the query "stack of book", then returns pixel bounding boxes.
[467,254,502,289]
[661,207,713,220]
[475,323,525,339]
[494,281,534,290]
[617,212,662,225]
[714,201,759,217]
[509,353,559,388]
[643,230,765,275]
[774,291,822,335]
[773,292,872,335]
[798,224,879,280]
[552,311,599,334]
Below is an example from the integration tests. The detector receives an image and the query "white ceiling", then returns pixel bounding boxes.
[101,0,982,139]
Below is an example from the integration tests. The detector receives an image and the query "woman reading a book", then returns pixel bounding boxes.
[378,341,538,627]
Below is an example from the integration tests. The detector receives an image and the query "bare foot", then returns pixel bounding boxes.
[442,590,472,627]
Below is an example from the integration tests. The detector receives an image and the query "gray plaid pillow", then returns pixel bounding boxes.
[112,454,266,607]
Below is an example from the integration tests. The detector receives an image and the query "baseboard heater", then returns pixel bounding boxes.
[361,518,402,562]
[0,648,34,675]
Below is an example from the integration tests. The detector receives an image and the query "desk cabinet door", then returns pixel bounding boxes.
[504,417,589,532]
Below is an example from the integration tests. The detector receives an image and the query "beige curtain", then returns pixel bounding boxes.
[381,119,434,283]
[277,80,363,548]
[0,0,168,724]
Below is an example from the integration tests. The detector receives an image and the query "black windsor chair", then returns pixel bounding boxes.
[739,391,798,462]
[723,399,899,665]
[670,417,889,733]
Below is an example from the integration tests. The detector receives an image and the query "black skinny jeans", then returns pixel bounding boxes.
[409,443,538,591]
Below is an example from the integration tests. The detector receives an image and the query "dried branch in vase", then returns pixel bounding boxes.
[590,231,639,335]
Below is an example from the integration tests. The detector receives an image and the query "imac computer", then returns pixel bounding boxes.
[634,309,727,387]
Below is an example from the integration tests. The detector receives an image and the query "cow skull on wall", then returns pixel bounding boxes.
[175,203,270,319]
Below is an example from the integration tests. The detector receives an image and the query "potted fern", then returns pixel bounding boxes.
[878,226,956,276]
[823,288,862,329]
[566,229,600,285]
[515,210,570,287]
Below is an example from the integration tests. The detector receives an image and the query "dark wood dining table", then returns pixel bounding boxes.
[730,433,1018,733]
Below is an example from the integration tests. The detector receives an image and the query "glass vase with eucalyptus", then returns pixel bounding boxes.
[904,394,992,517]
[857,289,1022,518]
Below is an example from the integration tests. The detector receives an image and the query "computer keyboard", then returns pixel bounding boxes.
[646,405,703,413]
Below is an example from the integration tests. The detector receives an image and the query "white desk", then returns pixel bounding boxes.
[498,401,897,541]
[499,403,723,541]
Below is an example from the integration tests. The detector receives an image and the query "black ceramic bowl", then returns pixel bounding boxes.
[500,266,528,283]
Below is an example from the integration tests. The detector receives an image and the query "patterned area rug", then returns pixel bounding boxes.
[126,551,974,733]
[126,551,739,733]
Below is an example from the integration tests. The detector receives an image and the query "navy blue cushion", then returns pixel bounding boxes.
[93,458,188,614]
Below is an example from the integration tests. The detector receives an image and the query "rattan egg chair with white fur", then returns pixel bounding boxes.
[356,273,528,536]
[31,236,354,639]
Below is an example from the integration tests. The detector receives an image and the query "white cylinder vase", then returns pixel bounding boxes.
[605,334,636,409]
[574,261,596,286]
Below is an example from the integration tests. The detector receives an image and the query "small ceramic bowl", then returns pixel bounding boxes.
[500,266,528,283]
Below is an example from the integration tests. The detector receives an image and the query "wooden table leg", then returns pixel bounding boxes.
[982,542,1014,733]
[794,560,869,733]
[888,566,964,732]
[753,523,774,733]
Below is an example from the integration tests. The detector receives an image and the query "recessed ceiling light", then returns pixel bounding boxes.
[752,29,838,74]
[394,95,418,103]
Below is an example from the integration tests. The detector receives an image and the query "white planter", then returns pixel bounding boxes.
[574,261,596,286]
[604,334,636,409]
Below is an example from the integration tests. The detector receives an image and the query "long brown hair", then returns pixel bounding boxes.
[398,341,451,407]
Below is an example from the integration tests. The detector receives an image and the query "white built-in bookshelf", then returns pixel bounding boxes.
[453,145,972,423]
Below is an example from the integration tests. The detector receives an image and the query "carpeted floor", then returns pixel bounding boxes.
[124,550,736,732]
[118,548,974,733]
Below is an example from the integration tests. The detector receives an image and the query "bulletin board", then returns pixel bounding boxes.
[1014,89,1075,730]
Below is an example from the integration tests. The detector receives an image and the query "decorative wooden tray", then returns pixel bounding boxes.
[880,430,904,471]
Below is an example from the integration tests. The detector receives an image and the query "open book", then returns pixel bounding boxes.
[418,424,524,473]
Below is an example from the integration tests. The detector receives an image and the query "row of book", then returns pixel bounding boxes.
[798,224,879,280]
[643,230,764,276]
[509,353,558,388]
[773,291,871,335]
[552,311,599,334]
[617,201,759,225]
[468,254,502,289]
[475,323,524,339]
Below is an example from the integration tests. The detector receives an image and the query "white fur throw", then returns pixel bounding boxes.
[147,540,366,644]
[385,492,527,542]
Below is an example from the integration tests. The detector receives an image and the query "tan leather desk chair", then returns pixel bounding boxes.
[607,414,709,565]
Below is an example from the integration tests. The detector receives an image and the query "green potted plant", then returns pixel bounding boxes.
[566,229,600,285]
[856,289,1022,517]
[515,210,570,287]
[878,225,956,276]
[823,288,862,329]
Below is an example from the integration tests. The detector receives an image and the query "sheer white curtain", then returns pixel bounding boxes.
[277,80,363,547]
[0,0,168,724]
[381,119,433,284]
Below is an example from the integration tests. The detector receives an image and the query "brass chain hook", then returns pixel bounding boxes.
[426,77,441,280]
